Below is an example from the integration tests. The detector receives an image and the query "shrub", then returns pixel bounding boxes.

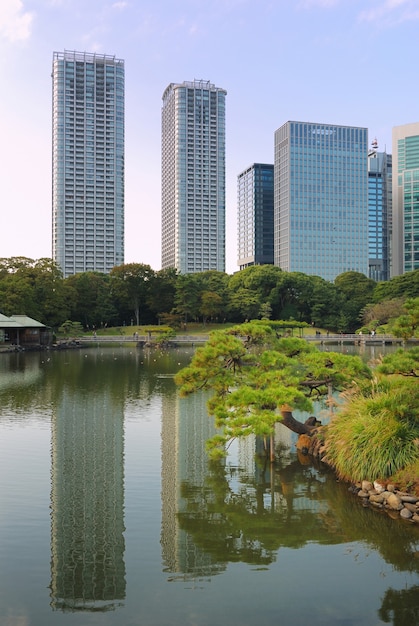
[324,378,419,482]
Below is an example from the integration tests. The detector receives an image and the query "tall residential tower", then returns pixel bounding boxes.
[161,80,226,273]
[237,163,274,270]
[52,51,125,278]
[274,121,369,282]
[392,122,419,276]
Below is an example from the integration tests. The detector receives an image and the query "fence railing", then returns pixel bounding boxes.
[75,333,408,345]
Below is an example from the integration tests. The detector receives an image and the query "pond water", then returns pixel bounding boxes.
[0,345,418,626]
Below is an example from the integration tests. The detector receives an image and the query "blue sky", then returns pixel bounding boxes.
[1,0,418,274]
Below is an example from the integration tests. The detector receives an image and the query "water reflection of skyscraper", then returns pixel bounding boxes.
[161,391,226,580]
[50,388,126,611]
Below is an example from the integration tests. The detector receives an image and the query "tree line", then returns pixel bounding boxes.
[0,257,418,333]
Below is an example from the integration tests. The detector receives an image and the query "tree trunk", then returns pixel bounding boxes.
[280,404,318,435]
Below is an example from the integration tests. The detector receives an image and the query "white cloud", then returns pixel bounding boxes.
[112,1,129,9]
[0,0,33,42]
[297,0,340,8]
[359,0,419,24]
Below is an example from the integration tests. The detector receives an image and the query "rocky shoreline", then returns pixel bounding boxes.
[349,480,419,523]
[304,434,419,524]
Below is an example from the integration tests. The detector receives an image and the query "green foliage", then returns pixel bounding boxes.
[147,267,178,317]
[324,377,419,482]
[176,322,371,457]
[376,347,419,378]
[174,273,203,322]
[110,263,155,326]
[389,297,419,341]
[58,320,84,337]
[361,297,405,327]
[334,271,376,332]
[65,271,116,329]
[0,256,417,333]
[0,257,69,327]
[227,287,261,321]
[372,269,419,303]
[259,301,272,320]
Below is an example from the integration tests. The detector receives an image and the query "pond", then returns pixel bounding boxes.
[0,345,418,626]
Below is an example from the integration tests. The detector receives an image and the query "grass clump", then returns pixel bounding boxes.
[324,377,419,485]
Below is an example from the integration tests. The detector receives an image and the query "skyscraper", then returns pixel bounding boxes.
[392,122,419,276]
[161,80,226,273]
[52,51,125,278]
[368,141,392,282]
[237,163,274,270]
[274,121,369,282]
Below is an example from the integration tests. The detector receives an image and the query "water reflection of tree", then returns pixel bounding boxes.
[378,585,419,626]
[178,455,346,567]
[0,347,193,414]
[177,452,419,574]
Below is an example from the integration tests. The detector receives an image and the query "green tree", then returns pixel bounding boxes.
[110,263,155,326]
[390,297,419,341]
[0,272,37,317]
[0,257,70,327]
[176,322,370,457]
[147,267,178,320]
[201,291,224,323]
[361,297,405,329]
[199,270,229,321]
[65,271,117,329]
[174,273,203,324]
[308,276,343,330]
[372,269,419,303]
[334,271,376,332]
[268,271,318,321]
[58,320,84,337]
[377,346,419,378]
[227,265,282,320]
[227,287,262,321]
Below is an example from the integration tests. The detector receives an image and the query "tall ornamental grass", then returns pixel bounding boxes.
[324,378,419,483]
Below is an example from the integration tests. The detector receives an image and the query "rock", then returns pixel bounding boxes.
[357,490,370,498]
[381,490,392,501]
[387,484,396,492]
[402,502,417,513]
[400,508,413,520]
[387,493,403,511]
[400,495,418,504]
[369,494,384,504]
[373,481,385,493]
[362,480,373,492]
[412,514,419,524]
[370,500,383,509]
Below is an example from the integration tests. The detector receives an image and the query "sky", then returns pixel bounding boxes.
[1,0,419,275]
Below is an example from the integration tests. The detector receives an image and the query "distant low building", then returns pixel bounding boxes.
[0,313,51,349]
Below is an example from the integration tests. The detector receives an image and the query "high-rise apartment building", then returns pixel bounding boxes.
[52,51,125,278]
[368,142,392,282]
[274,121,369,282]
[392,122,419,275]
[161,80,226,273]
[237,163,274,270]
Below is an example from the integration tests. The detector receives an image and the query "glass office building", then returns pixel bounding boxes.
[237,163,274,269]
[274,121,369,282]
[392,123,419,275]
[161,80,226,274]
[368,146,392,282]
[52,51,125,278]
